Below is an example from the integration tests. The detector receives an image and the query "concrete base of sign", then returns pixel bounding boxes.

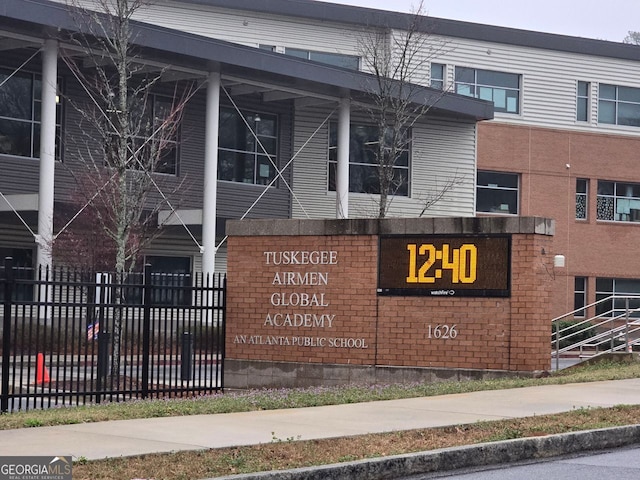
[225,359,540,390]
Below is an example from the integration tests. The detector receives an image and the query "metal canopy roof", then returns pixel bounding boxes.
[0,0,493,121]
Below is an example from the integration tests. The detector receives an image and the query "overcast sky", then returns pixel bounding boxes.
[319,0,638,43]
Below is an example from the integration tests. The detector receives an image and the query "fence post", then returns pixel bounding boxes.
[181,332,193,382]
[1,257,14,413]
[96,331,110,404]
[220,274,226,392]
[141,265,152,399]
[554,321,560,372]
[625,297,630,352]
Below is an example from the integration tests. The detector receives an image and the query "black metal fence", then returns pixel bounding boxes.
[0,257,225,413]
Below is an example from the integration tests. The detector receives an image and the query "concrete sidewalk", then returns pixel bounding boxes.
[1,378,639,462]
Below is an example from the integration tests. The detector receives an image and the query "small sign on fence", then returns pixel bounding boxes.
[87,321,100,341]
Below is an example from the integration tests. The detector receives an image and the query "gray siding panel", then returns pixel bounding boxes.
[291,104,477,219]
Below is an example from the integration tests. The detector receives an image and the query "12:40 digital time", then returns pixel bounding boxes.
[406,243,477,284]
[377,235,510,297]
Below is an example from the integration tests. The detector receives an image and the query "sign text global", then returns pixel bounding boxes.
[233,249,369,349]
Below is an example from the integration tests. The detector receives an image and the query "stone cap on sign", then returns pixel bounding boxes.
[226,217,555,237]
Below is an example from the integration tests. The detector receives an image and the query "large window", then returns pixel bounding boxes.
[577,81,590,122]
[596,277,640,318]
[597,180,640,222]
[218,108,277,185]
[284,48,360,70]
[0,247,34,301]
[0,67,62,159]
[476,171,519,214]
[598,84,640,127]
[328,123,410,196]
[455,67,520,114]
[576,178,588,220]
[128,95,179,175]
[146,256,191,306]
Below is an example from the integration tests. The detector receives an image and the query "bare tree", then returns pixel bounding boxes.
[624,31,640,45]
[56,0,194,374]
[357,1,451,217]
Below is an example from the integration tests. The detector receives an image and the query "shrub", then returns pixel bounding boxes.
[553,320,596,349]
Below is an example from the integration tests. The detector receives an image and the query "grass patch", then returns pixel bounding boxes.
[2,360,639,432]
[2,360,640,479]
[71,404,640,479]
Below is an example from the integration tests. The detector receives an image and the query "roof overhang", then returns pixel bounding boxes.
[181,0,640,62]
[0,0,493,122]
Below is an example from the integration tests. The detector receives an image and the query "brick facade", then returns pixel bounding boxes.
[225,217,554,388]
[478,122,640,319]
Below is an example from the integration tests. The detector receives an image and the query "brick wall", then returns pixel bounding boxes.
[225,217,554,388]
[478,122,640,318]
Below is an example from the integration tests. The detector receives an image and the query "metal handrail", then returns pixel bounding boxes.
[551,295,640,323]
[551,295,640,371]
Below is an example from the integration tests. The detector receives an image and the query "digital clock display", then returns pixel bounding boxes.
[378,235,511,297]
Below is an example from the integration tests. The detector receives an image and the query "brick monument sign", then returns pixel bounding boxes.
[225,217,554,389]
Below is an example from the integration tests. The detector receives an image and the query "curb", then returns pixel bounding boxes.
[211,424,640,480]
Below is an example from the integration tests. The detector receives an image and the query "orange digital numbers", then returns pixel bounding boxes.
[406,243,477,284]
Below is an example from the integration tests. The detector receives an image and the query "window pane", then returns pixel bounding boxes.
[477,171,518,189]
[431,63,444,78]
[577,81,589,97]
[257,117,276,136]
[455,68,520,114]
[156,145,177,174]
[350,163,380,194]
[328,122,409,196]
[218,150,238,181]
[219,108,277,185]
[596,196,614,220]
[476,188,518,214]
[599,84,616,100]
[479,86,495,102]
[506,91,519,113]
[309,51,359,69]
[256,156,276,185]
[598,100,616,124]
[431,63,444,89]
[596,277,613,291]
[455,84,474,97]
[477,70,519,89]
[0,71,33,120]
[455,67,475,83]
[284,48,309,59]
[618,86,640,103]
[258,137,277,156]
[0,118,33,157]
[616,183,640,198]
[574,276,586,317]
[577,97,588,121]
[146,256,191,306]
[576,179,588,194]
[597,180,614,195]
[617,102,640,126]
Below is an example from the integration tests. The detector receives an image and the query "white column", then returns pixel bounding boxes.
[36,39,58,272]
[336,97,350,219]
[201,71,220,276]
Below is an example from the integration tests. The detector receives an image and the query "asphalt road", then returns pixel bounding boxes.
[402,446,640,479]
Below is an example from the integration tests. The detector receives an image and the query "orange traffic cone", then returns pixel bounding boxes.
[35,353,50,385]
